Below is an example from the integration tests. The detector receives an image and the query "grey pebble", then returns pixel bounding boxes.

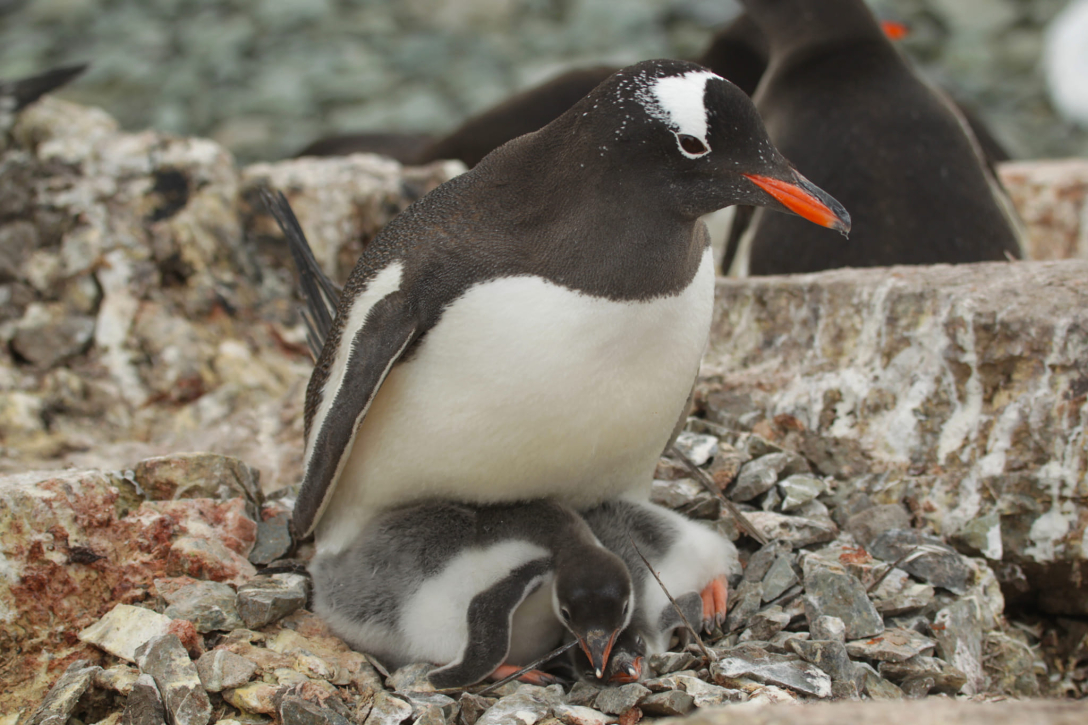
[235,573,308,629]
[249,510,293,565]
[122,673,165,725]
[639,689,695,716]
[845,627,936,663]
[802,559,883,640]
[26,660,101,725]
[195,649,257,693]
[280,695,353,725]
[163,580,243,633]
[869,529,972,594]
[135,634,212,725]
[592,682,649,715]
[810,615,846,642]
[761,556,799,601]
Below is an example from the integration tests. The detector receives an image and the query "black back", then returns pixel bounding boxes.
[295,132,435,164]
[732,0,1021,274]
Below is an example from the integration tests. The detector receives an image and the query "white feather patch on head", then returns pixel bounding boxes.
[636,70,721,158]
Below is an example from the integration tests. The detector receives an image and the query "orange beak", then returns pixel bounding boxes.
[579,629,619,680]
[743,173,851,235]
[881,20,910,41]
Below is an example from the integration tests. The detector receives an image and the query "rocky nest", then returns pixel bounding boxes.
[11,417,1076,724]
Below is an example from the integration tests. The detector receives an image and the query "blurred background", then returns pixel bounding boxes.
[1,0,1086,164]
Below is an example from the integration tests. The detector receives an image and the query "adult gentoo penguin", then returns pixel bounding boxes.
[309,499,634,686]
[291,59,850,556]
[724,0,1023,276]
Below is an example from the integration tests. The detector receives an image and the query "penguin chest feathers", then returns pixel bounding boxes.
[317,248,716,553]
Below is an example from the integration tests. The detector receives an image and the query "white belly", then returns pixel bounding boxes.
[317,249,715,554]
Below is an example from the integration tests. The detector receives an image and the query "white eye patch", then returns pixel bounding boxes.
[636,69,720,159]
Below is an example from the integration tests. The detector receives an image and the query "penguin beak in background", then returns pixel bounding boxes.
[742,171,852,236]
[579,629,618,679]
[881,20,911,40]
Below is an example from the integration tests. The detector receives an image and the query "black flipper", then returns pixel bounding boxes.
[260,188,342,358]
[429,558,553,689]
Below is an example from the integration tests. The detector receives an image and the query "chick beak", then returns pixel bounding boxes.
[579,629,618,680]
[609,656,644,684]
[742,170,851,236]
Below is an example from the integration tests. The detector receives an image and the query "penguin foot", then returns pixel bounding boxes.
[699,576,729,632]
[489,663,563,687]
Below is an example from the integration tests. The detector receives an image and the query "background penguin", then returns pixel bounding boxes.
[309,499,634,687]
[723,0,1024,276]
[272,59,850,558]
[296,131,435,164]
[0,64,87,133]
[579,500,740,658]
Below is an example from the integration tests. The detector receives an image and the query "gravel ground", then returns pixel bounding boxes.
[1,0,1085,163]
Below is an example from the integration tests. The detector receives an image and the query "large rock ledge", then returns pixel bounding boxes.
[699,261,1088,614]
[667,699,1088,725]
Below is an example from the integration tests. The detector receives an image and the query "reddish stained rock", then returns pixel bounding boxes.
[167,619,205,659]
[0,467,257,710]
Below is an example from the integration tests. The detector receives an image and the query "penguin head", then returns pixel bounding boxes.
[568,59,850,233]
[551,546,634,680]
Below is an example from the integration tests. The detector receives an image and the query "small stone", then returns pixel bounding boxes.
[845,505,911,548]
[476,692,550,725]
[79,604,174,663]
[951,511,1004,560]
[761,556,799,601]
[873,583,935,616]
[168,536,257,584]
[637,690,694,717]
[854,662,904,700]
[931,599,984,694]
[11,303,94,369]
[650,478,713,512]
[846,627,936,663]
[133,452,262,502]
[223,682,282,714]
[401,691,458,720]
[744,434,783,458]
[593,683,650,715]
[122,674,165,725]
[802,558,884,640]
[778,474,827,512]
[743,541,790,584]
[725,580,763,632]
[712,645,832,698]
[280,696,353,725]
[647,651,697,675]
[810,616,846,643]
[249,510,292,565]
[869,529,972,595]
[787,639,854,683]
[731,453,794,501]
[553,704,616,725]
[646,674,741,708]
[743,606,791,641]
[195,649,257,692]
[672,431,719,466]
[163,580,243,633]
[565,682,604,708]
[388,661,437,692]
[743,512,838,547]
[94,665,140,695]
[135,634,212,725]
[26,660,100,725]
[878,655,968,695]
[982,631,1040,697]
[236,573,308,628]
[458,693,497,725]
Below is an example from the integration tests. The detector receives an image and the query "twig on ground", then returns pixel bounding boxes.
[866,544,949,593]
[667,445,769,546]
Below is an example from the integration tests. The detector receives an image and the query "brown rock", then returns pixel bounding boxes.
[999,159,1088,261]
[133,453,261,503]
[670,699,1088,725]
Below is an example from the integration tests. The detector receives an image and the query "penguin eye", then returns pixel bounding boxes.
[677,134,709,156]
[560,607,571,623]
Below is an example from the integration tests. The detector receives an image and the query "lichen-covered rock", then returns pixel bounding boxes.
[135,634,211,725]
[702,260,1088,614]
[78,604,174,663]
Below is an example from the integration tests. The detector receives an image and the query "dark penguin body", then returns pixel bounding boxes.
[283,59,849,557]
[725,0,1023,276]
[310,499,633,687]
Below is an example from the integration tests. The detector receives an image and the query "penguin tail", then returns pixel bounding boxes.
[259,187,342,358]
[1,64,88,113]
